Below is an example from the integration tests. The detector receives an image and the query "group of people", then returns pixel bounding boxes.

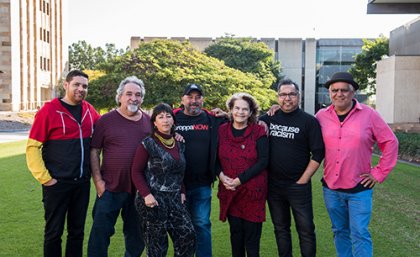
[26,69,398,257]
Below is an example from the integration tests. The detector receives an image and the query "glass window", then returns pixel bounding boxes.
[315,41,363,112]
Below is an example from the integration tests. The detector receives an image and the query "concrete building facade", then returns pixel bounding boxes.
[376,17,420,123]
[131,36,365,114]
[0,0,66,112]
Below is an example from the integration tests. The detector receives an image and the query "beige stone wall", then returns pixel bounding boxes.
[304,39,316,114]
[389,17,420,56]
[188,37,214,52]
[376,57,396,123]
[277,38,303,89]
[1,0,66,111]
[376,56,420,123]
[0,0,12,111]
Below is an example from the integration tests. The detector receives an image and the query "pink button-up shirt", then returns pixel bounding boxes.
[316,100,398,189]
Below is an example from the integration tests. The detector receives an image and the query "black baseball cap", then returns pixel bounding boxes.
[183,84,203,96]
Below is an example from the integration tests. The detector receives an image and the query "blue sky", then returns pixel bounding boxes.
[68,0,418,49]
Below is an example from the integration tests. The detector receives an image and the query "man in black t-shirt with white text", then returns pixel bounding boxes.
[259,79,325,257]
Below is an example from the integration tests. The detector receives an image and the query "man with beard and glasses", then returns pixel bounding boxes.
[26,70,100,257]
[260,79,324,257]
[87,76,151,257]
[173,84,227,257]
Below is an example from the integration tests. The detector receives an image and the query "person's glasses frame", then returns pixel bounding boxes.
[278,92,299,99]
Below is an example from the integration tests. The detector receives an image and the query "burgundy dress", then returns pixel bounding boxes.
[217,122,268,223]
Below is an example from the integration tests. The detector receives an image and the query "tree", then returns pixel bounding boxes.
[349,36,389,95]
[204,36,282,90]
[86,40,277,111]
[68,41,126,70]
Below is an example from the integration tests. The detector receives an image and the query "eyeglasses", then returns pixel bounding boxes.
[278,92,299,99]
[330,88,351,94]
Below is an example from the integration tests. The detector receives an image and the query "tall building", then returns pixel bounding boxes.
[367,1,420,123]
[131,37,365,115]
[0,0,67,112]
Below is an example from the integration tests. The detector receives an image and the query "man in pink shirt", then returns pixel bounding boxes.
[316,72,398,257]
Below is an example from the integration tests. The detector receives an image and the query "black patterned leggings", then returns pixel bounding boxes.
[135,191,196,257]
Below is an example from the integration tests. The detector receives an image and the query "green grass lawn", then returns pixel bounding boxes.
[0,140,419,256]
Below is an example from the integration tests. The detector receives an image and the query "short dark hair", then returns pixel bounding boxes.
[277,79,299,92]
[65,70,88,82]
[150,103,176,134]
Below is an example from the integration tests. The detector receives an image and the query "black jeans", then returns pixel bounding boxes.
[267,182,316,257]
[227,215,262,257]
[42,181,90,257]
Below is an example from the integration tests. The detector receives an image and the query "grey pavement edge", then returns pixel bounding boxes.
[0,130,30,143]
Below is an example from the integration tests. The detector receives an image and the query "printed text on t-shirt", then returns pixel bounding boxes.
[269,123,300,139]
[175,124,209,131]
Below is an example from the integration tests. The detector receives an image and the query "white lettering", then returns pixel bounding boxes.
[269,123,300,139]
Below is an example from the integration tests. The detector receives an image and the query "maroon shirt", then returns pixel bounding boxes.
[91,110,152,193]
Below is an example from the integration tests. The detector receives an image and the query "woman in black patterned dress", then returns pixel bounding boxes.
[131,103,195,257]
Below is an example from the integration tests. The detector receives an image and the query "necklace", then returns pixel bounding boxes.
[154,132,175,149]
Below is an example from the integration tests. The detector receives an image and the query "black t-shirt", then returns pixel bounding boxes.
[175,111,212,189]
[259,108,325,186]
[60,99,82,123]
[337,99,356,122]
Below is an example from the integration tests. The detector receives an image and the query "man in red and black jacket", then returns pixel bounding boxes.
[26,70,100,257]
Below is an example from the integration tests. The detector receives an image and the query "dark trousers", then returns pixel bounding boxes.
[227,215,262,257]
[268,183,316,257]
[88,191,144,257]
[42,181,90,257]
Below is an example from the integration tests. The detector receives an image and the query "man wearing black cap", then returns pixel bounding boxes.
[173,84,226,257]
[316,72,398,257]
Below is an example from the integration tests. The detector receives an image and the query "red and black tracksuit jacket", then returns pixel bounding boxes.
[26,98,100,184]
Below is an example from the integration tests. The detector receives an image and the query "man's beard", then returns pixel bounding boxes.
[127,104,139,113]
[186,104,201,116]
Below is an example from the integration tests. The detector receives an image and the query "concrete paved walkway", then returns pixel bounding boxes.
[0,131,29,143]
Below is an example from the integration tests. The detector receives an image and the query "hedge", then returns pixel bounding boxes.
[375,132,420,164]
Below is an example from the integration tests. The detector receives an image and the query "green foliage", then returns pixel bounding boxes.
[373,132,420,163]
[69,40,126,70]
[85,73,126,110]
[395,132,420,161]
[87,39,277,110]
[349,36,389,95]
[1,141,419,256]
[204,36,281,90]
